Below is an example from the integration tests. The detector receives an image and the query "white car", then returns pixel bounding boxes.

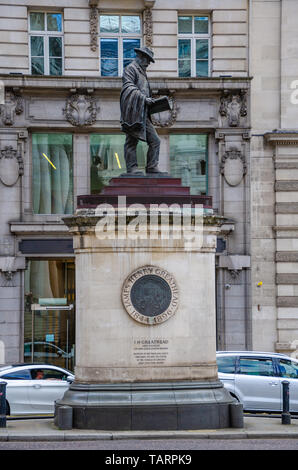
[0,363,74,416]
[217,351,298,413]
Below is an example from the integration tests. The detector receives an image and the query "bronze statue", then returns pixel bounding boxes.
[120,46,169,175]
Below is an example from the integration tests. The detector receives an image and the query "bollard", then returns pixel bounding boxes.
[229,401,244,428]
[0,381,7,428]
[57,405,73,430]
[281,380,291,425]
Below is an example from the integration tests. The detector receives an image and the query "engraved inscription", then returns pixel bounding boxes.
[133,338,169,365]
[122,266,179,325]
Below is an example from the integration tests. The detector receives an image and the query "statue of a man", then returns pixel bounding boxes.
[120,46,164,175]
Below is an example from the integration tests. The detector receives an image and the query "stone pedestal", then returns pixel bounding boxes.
[55,177,242,430]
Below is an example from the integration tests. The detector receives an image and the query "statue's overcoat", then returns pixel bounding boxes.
[120,60,151,142]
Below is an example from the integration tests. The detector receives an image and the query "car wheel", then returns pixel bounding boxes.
[5,400,10,416]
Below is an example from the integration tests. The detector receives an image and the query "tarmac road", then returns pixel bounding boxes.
[1,438,298,450]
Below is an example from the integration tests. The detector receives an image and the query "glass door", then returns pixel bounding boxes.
[24,259,75,371]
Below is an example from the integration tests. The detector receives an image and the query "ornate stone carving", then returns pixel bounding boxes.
[0,91,23,126]
[144,6,153,47]
[0,256,26,287]
[151,93,178,127]
[219,90,247,127]
[0,146,24,186]
[220,148,246,186]
[63,93,98,127]
[89,4,98,52]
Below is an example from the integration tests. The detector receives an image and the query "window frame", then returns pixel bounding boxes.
[177,14,211,78]
[98,13,142,77]
[28,11,64,76]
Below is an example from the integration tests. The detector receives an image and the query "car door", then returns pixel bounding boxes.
[27,367,70,414]
[0,368,33,415]
[234,356,281,412]
[276,358,298,412]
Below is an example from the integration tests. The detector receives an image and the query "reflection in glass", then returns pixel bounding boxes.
[47,13,62,31]
[24,259,75,371]
[31,57,44,75]
[49,36,62,57]
[196,39,208,59]
[121,15,141,33]
[123,38,140,69]
[101,59,118,76]
[100,38,118,58]
[90,134,147,193]
[178,16,192,34]
[100,15,119,33]
[32,133,73,214]
[30,12,45,31]
[31,36,44,56]
[49,58,62,75]
[178,60,191,77]
[170,135,208,195]
[196,60,208,77]
[194,16,208,34]
[178,39,191,59]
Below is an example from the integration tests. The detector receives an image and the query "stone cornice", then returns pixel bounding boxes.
[1,75,251,94]
[265,131,298,145]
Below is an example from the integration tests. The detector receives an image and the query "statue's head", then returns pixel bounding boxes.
[134,46,155,68]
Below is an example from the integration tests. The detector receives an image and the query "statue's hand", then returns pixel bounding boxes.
[146,98,154,106]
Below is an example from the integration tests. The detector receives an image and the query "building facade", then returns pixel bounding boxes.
[0,0,295,369]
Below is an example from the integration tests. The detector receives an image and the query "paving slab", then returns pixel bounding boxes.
[0,415,298,441]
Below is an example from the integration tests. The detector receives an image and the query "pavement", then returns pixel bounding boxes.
[1,415,298,441]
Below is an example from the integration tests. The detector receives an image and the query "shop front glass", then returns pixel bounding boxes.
[24,259,75,371]
[90,134,148,193]
[169,134,208,195]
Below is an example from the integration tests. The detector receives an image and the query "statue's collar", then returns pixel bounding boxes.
[134,61,148,78]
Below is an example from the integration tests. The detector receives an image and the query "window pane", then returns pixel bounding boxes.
[217,356,236,374]
[31,57,44,75]
[30,12,45,31]
[169,135,208,195]
[178,16,192,34]
[100,38,118,58]
[32,133,73,214]
[47,13,62,32]
[178,39,191,59]
[239,358,274,376]
[2,369,31,380]
[123,38,140,58]
[100,15,119,33]
[279,359,298,378]
[49,37,62,57]
[196,60,208,77]
[31,36,44,57]
[49,58,62,75]
[121,15,141,34]
[194,16,208,34]
[90,134,147,193]
[178,60,191,78]
[196,39,208,60]
[101,59,118,76]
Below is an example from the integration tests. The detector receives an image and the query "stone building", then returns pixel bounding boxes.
[0,0,296,368]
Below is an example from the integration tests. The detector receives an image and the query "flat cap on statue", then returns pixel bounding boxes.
[134,46,155,63]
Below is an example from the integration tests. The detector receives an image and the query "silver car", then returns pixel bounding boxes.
[0,363,74,416]
[217,351,298,413]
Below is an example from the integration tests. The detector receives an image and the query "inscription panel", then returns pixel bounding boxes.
[122,266,179,325]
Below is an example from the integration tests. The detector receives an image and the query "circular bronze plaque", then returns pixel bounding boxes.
[122,266,179,325]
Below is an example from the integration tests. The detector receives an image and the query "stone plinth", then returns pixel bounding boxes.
[55,177,242,430]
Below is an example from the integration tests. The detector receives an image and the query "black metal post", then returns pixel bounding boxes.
[0,381,7,428]
[281,380,291,425]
